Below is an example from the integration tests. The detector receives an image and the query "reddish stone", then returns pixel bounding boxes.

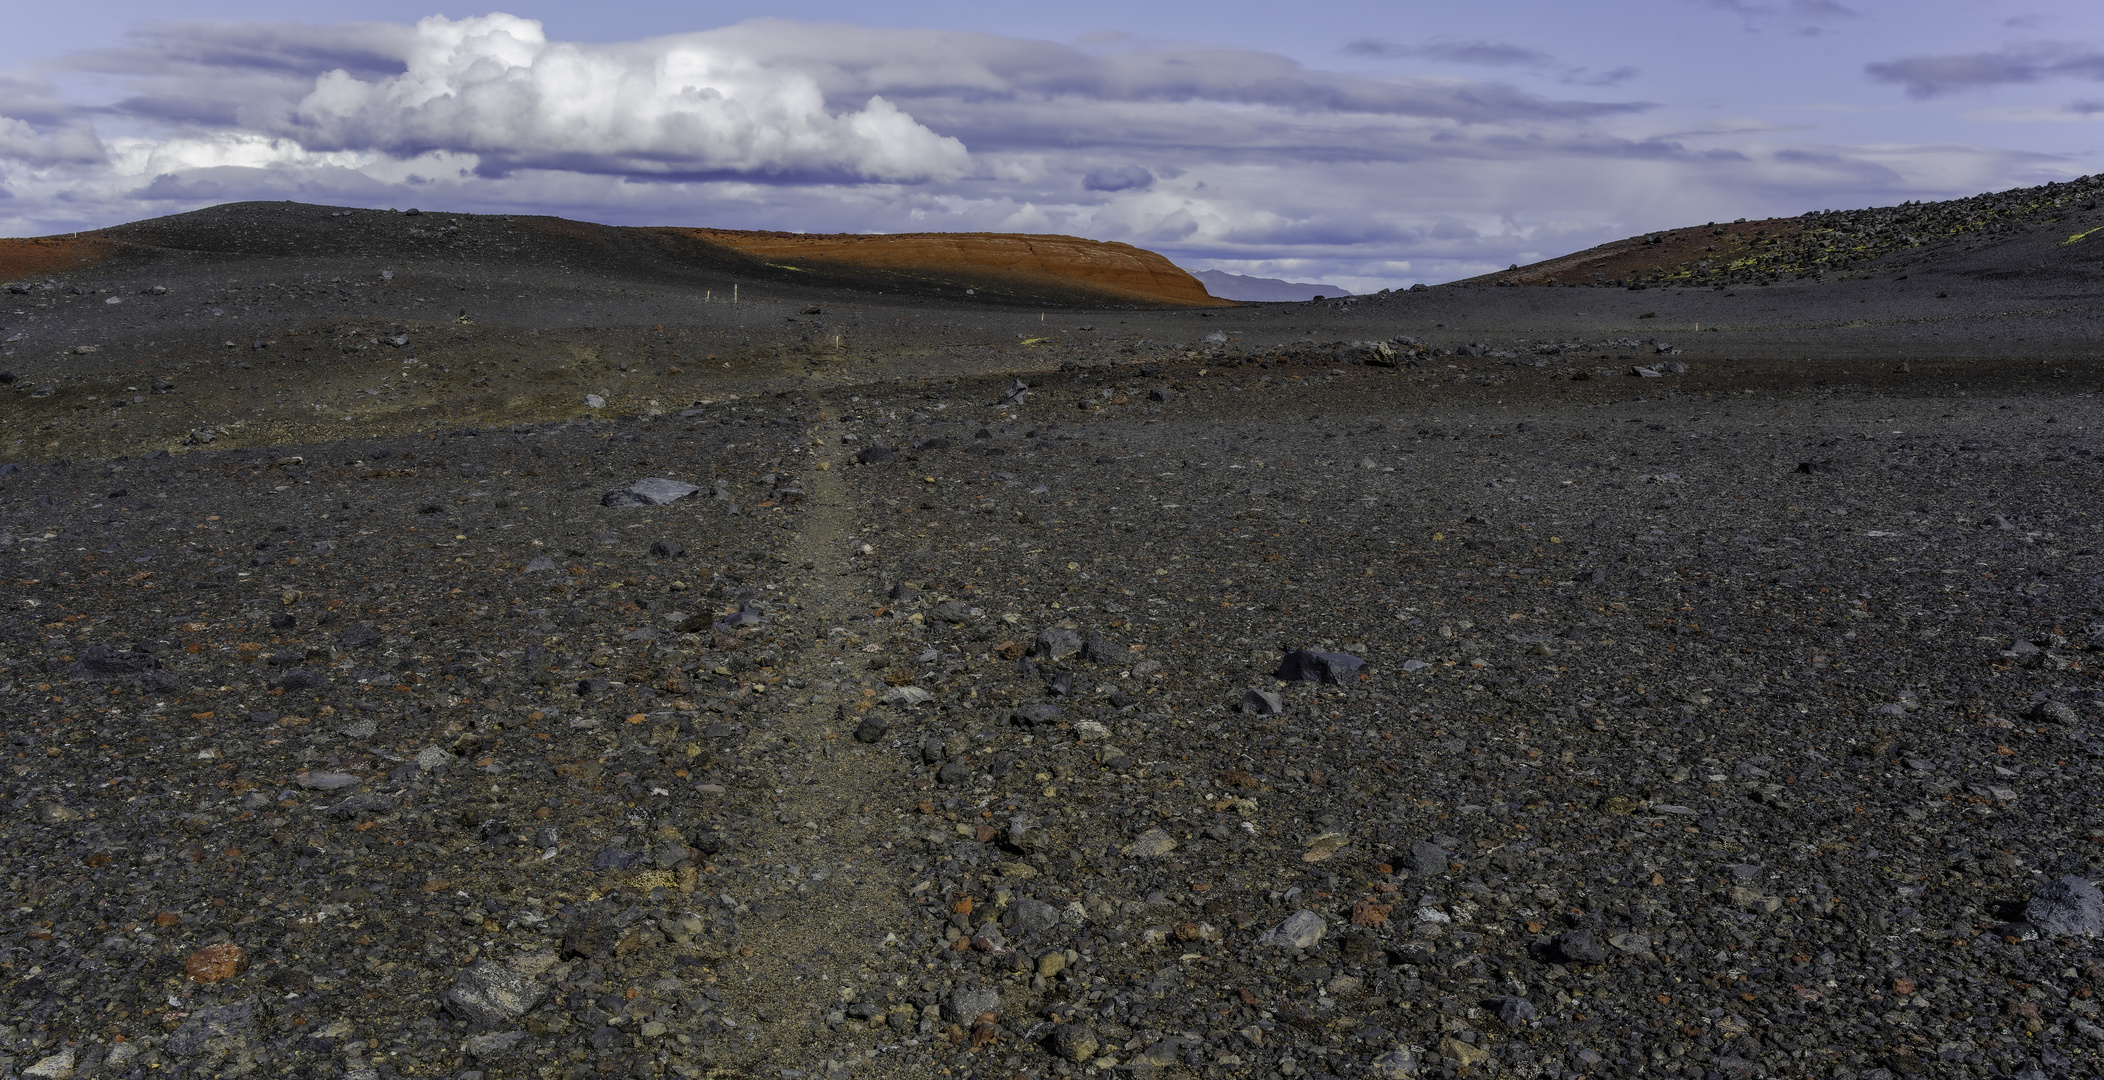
[185,944,249,984]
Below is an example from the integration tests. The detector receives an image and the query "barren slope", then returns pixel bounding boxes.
[681,228,1229,308]
[1455,172,2104,290]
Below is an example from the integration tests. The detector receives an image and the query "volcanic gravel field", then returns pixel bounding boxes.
[2,201,2104,1080]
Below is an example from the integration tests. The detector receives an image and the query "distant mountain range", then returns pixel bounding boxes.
[1187,268,1351,302]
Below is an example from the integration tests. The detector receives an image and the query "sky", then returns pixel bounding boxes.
[3,1,2103,291]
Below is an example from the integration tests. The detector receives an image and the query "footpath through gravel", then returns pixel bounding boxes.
[5,360,2104,1080]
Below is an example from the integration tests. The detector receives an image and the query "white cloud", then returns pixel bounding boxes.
[277,14,969,182]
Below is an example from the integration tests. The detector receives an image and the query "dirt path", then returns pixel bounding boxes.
[695,392,922,1078]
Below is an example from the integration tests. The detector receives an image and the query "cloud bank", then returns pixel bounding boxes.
[1866,43,2104,99]
[0,12,2090,288]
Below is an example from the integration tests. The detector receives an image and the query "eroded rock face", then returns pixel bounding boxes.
[681,228,1232,307]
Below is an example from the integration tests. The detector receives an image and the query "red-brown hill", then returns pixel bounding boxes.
[0,203,1228,308]
[676,228,1228,308]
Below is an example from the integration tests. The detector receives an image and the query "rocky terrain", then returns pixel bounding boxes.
[1459,173,2104,291]
[1,198,2102,1080]
[684,230,1228,309]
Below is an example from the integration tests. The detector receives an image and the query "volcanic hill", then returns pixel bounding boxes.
[0,203,1226,310]
[1456,172,2104,290]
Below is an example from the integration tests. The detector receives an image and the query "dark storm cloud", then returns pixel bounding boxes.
[64,20,412,79]
[1083,165,1154,192]
[1339,37,1637,88]
[0,74,87,126]
[1344,39,1553,67]
[1701,0,1861,26]
[1865,44,2104,99]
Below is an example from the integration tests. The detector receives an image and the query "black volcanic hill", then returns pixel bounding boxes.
[4,201,1223,309]
[1456,172,2104,289]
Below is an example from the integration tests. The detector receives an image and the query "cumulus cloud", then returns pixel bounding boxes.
[0,118,107,167]
[266,16,966,181]
[1866,43,2104,99]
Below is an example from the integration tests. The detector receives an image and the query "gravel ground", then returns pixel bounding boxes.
[2,202,2103,1080]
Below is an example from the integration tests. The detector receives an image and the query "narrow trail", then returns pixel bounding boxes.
[703,392,915,1078]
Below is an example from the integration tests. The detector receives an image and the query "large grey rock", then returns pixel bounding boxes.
[2031,700,2080,725]
[1259,909,1326,949]
[1008,897,1061,935]
[1550,929,1608,964]
[1136,1038,1183,1067]
[23,1050,76,1078]
[1405,840,1450,876]
[1485,995,1538,1027]
[1081,634,1133,664]
[1370,1047,1422,1078]
[1052,1023,1100,1062]
[1010,703,1062,729]
[70,644,157,677]
[2026,876,2104,937]
[295,770,362,790]
[601,478,700,507]
[337,624,382,648]
[443,958,551,1027]
[1241,688,1284,715]
[941,983,1001,1022]
[1035,627,1082,661]
[1274,649,1365,684]
[1123,827,1177,858]
[464,1030,528,1059]
[165,1000,257,1058]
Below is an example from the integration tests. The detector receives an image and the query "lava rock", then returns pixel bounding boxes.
[443,958,551,1027]
[1240,688,1284,715]
[1035,626,1082,661]
[337,624,382,648]
[1274,649,1365,684]
[2031,700,2080,725]
[1485,995,1538,1027]
[941,984,1000,1022]
[270,667,330,690]
[1010,703,1061,728]
[1051,1023,1100,1062]
[1404,840,1450,876]
[1549,929,1608,964]
[1259,909,1327,949]
[2024,876,2104,937]
[601,478,700,506]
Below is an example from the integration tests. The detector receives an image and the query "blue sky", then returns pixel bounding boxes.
[4,1,2103,290]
